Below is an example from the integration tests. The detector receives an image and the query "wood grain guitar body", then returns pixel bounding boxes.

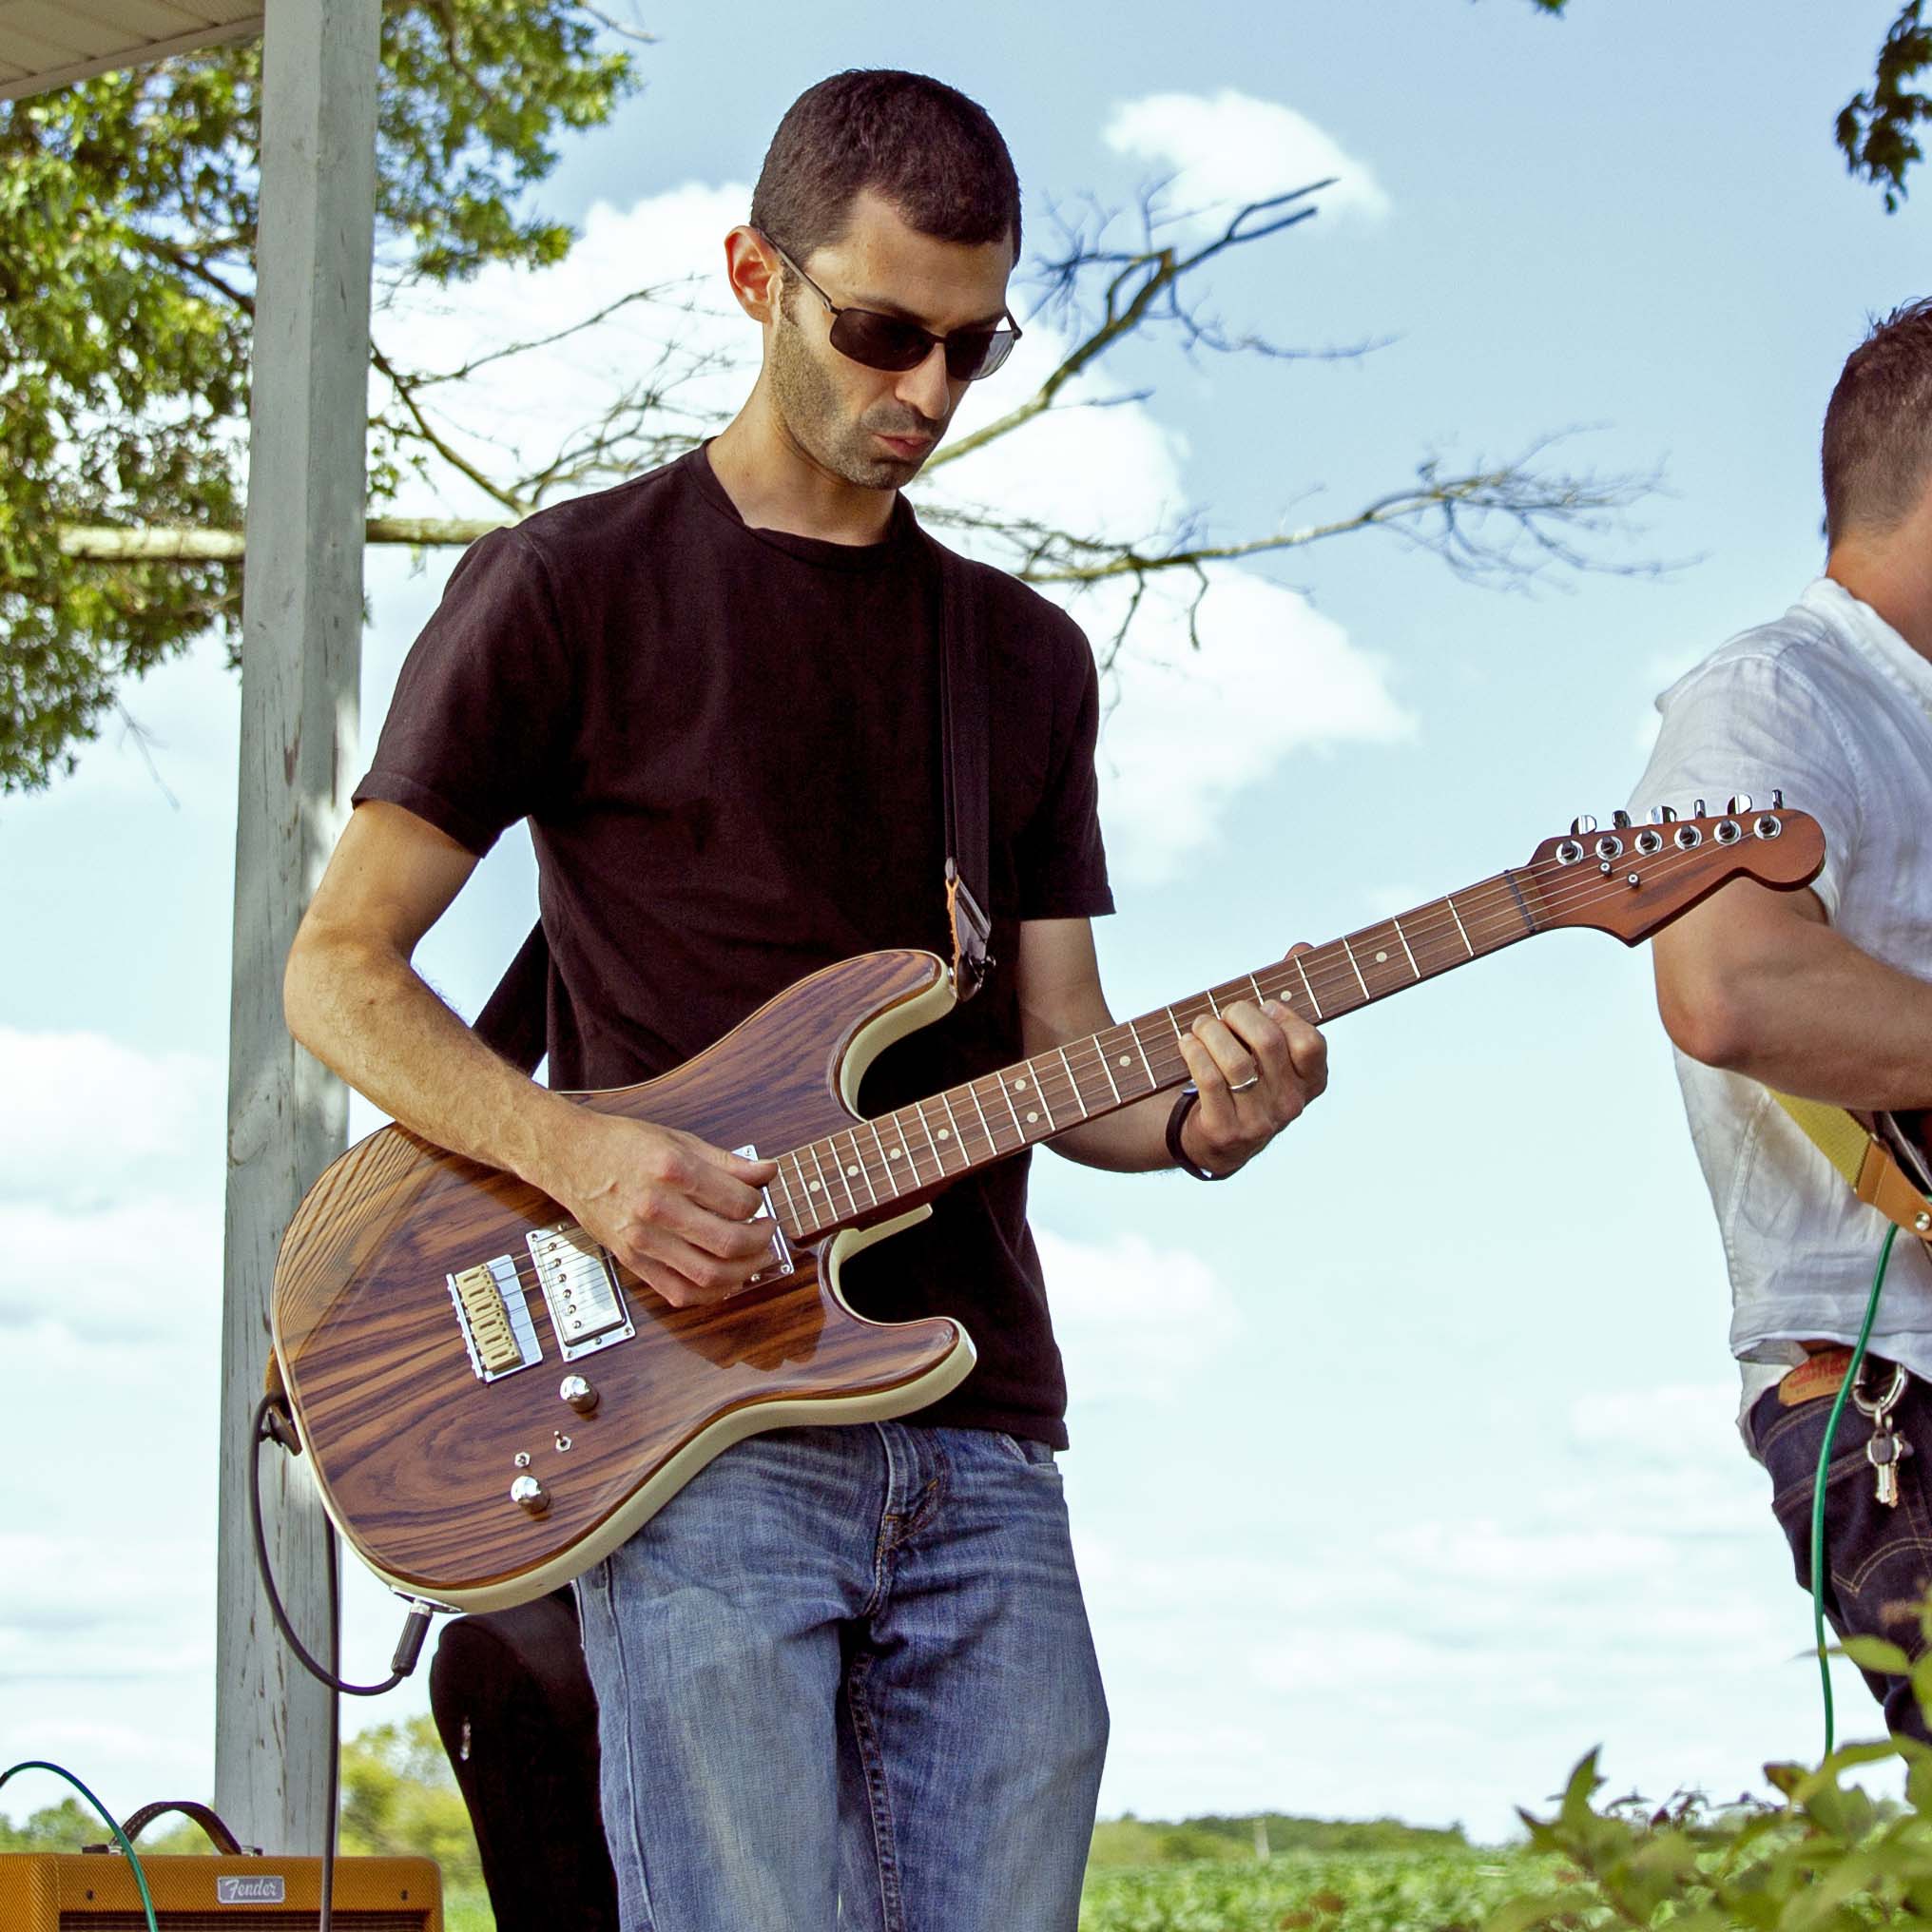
[272,949,974,1613]
[272,802,1827,1613]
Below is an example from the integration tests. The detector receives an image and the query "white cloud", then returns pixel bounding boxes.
[1039,1227,1240,1402]
[0,1028,220,1204]
[1104,88,1390,234]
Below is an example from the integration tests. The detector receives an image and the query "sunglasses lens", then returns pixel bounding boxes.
[945,328,1017,380]
[829,310,933,373]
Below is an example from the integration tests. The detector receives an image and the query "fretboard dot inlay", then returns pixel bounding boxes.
[1014,1078,1028,1092]
[1117,1054,1130,1067]
[1026,1111,1039,1124]
[937,1129,951,1141]
[1375,950,1387,963]
[889,1149,903,1161]
[844,1165,859,1178]
[807,1180,821,1193]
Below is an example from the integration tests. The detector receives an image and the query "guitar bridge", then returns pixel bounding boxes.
[528,1221,636,1360]
[449,1256,543,1382]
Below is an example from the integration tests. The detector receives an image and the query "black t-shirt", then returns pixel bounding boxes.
[354,445,1113,1444]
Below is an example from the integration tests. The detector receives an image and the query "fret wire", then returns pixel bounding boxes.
[1338,936,1371,1002]
[1093,1033,1123,1105]
[1393,917,1420,980]
[912,1100,947,1174]
[962,1076,999,1152]
[1056,1044,1090,1119]
[897,1105,937,1186]
[867,1119,901,1197]
[843,1128,879,1209]
[1126,1019,1159,1088]
[803,1141,840,1218]
[771,1157,802,1227]
[937,1092,967,1165]
[1445,894,1476,956]
[1032,1059,1058,1132]
[995,1070,1025,1141]
[1293,954,1323,1018]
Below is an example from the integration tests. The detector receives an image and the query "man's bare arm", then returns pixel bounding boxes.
[1652,879,1932,1109]
[1014,917,1327,1177]
[283,801,777,1306]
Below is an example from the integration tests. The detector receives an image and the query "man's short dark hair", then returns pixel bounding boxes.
[749,70,1021,266]
[1823,298,1932,546]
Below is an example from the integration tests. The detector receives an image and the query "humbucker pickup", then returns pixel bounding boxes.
[527,1221,635,1361]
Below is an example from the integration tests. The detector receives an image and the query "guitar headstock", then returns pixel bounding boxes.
[1523,794,1825,945]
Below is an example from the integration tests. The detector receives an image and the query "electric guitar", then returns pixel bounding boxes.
[271,798,1825,1611]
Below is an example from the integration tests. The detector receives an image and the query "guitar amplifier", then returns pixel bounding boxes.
[0,1851,442,1929]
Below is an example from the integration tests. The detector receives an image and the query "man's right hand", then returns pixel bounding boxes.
[544,1107,782,1309]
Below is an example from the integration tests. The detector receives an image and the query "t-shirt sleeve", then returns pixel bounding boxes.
[1628,645,1862,922]
[353,527,575,856]
[1014,609,1115,920]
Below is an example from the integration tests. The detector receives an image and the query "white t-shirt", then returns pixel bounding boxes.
[1630,576,1932,1439]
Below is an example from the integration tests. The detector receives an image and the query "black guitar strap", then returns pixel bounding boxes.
[472,533,996,1076]
[933,536,995,1006]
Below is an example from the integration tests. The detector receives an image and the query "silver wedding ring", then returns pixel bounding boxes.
[1228,1074,1261,1094]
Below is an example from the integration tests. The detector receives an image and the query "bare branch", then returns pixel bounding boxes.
[371,339,531,515]
[577,1,661,42]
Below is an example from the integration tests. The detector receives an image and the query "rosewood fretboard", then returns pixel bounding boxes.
[771,866,1547,1242]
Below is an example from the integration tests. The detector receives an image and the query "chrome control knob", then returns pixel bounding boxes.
[560,1374,599,1417]
[1611,809,1633,829]
[1729,793,1753,815]
[511,1474,550,1517]
[1570,814,1597,836]
[1647,805,1677,823]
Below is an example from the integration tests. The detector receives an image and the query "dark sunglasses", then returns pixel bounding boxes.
[760,232,1021,382]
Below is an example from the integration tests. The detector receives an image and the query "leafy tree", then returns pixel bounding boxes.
[0,0,641,793]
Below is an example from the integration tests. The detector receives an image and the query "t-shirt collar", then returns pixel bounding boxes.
[1800,575,1932,716]
[686,440,923,573]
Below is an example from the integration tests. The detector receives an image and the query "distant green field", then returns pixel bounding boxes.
[1080,1845,1557,1932]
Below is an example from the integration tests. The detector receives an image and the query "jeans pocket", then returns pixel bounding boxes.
[992,1429,1059,1471]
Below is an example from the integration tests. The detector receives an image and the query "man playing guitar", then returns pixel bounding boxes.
[1636,300,1932,1741]
[282,69,1327,1930]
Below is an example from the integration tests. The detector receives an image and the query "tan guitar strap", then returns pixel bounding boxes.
[1768,1090,1932,1244]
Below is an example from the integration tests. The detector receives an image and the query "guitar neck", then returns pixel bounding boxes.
[768,866,1547,1244]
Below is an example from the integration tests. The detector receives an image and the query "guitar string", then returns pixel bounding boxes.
[775,827,1804,1237]
[448,824,1799,1287]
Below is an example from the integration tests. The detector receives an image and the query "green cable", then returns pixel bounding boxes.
[1810,1220,1903,1761]
[0,1760,158,1932]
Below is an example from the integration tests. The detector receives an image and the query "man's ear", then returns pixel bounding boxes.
[723,225,782,324]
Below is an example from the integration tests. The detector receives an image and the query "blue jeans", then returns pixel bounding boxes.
[575,1421,1109,1931]
[1749,1374,1932,1742]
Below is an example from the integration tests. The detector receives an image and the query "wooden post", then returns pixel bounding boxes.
[215,0,381,1851]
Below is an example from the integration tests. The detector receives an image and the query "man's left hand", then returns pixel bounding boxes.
[1175,943,1328,1178]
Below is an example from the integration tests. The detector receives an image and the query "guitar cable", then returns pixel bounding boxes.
[1807,1222,1901,1760]
[250,1391,440,1932]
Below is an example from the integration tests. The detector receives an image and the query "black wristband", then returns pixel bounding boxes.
[1165,1084,1225,1181]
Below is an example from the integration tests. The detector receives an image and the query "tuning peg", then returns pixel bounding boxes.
[1647,805,1678,824]
[1769,788,1784,809]
[1612,809,1633,829]
[1570,814,1597,836]
[1692,798,1707,817]
[1728,794,1753,815]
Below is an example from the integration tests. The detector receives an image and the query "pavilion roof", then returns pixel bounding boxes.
[0,0,261,102]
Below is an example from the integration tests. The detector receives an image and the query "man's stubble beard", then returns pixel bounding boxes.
[767,305,939,490]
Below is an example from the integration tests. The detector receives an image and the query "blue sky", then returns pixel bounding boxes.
[4,0,1929,1844]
